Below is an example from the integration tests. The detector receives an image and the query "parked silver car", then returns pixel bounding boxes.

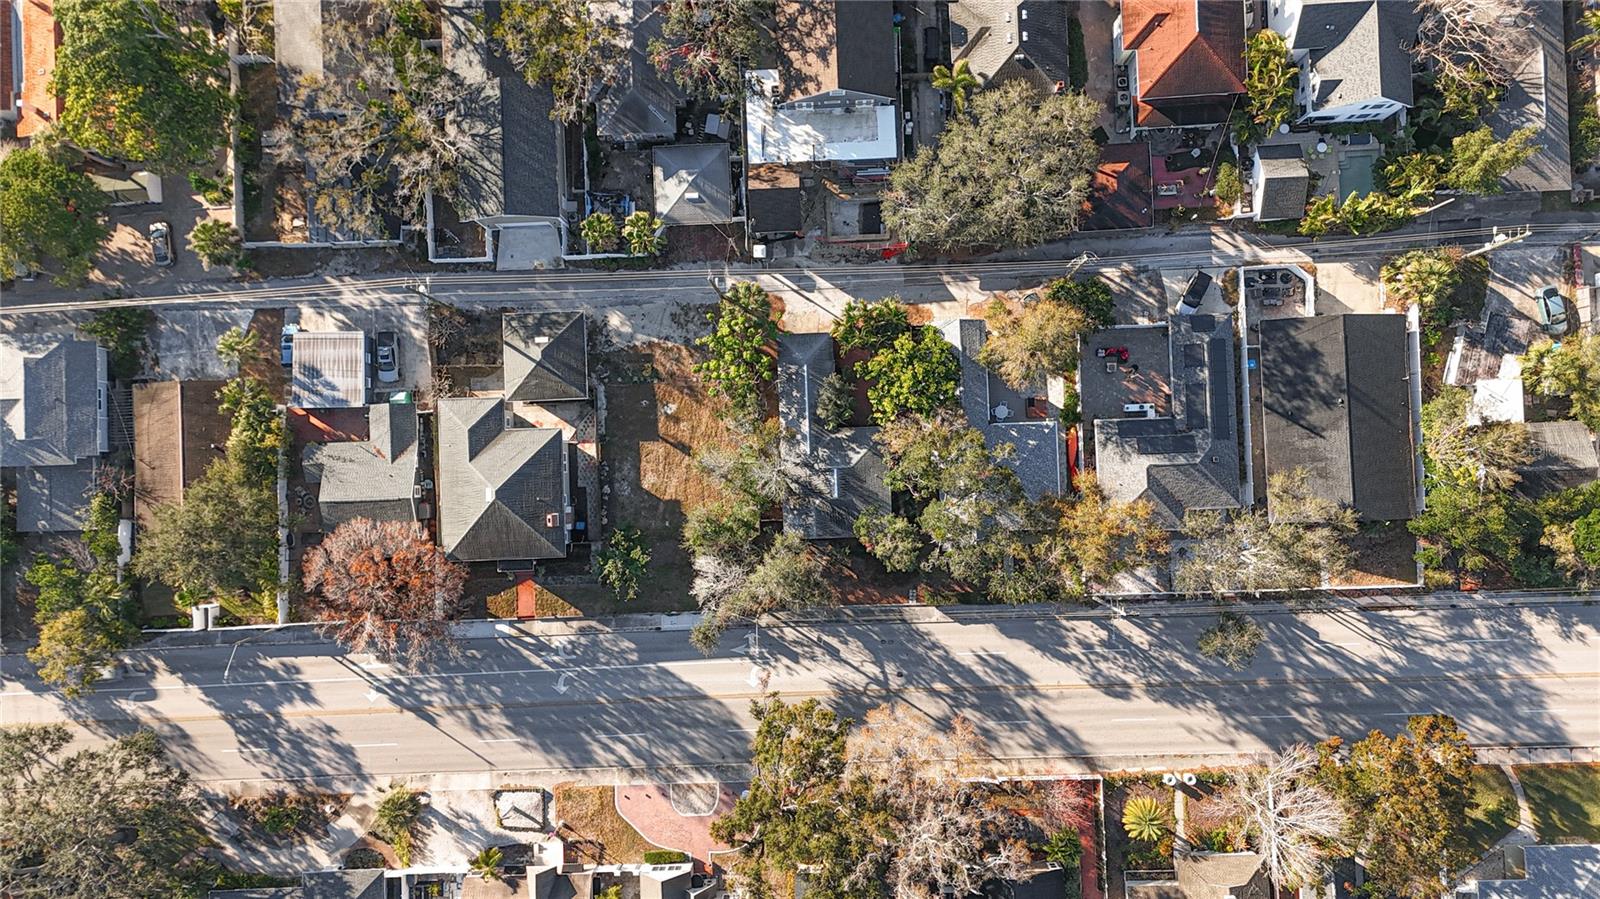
[375,330,400,384]
[1536,286,1568,335]
[148,222,174,267]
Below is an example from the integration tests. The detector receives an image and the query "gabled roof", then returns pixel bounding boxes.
[1259,314,1416,522]
[132,380,232,528]
[949,0,1072,93]
[653,143,734,226]
[1254,142,1311,221]
[437,397,568,562]
[596,0,684,142]
[16,459,95,533]
[9,0,63,138]
[940,320,1066,499]
[301,403,421,530]
[208,868,386,899]
[0,333,105,468]
[1122,0,1244,126]
[775,0,898,103]
[442,0,563,222]
[503,312,588,403]
[776,333,890,540]
[1091,315,1242,529]
[1291,0,1417,110]
[1487,1,1570,193]
[1083,141,1155,231]
[1176,851,1271,899]
[1517,421,1599,498]
[291,331,368,409]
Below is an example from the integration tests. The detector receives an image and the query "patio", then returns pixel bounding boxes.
[1151,150,1217,210]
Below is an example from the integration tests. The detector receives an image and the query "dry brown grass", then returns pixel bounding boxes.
[1332,523,1420,587]
[552,784,666,864]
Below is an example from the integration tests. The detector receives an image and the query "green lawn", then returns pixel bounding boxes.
[1515,764,1600,843]
[1462,766,1518,859]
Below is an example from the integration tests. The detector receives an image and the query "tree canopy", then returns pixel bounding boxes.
[1235,30,1298,142]
[0,144,110,286]
[24,555,137,696]
[885,82,1101,251]
[861,327,961,423]
[0,725,209,897]
[832,298,911,353]
[649,0,773,100]
[978,295,1090,391]
[695,281,779,424]
[302,519,468,666]
[1420,386,1533,492]
[1445,126,1538,194]
[1522,331,1600,431]
[1176,469,1356,595]
[52,0,231,171]
[132,454,279,608]
[1033,471,1165,597]
[494,0,622,122]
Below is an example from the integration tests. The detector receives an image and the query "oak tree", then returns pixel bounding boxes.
[132,455,279,605]
[1421,386,1534,492]
[494,0,623,122]
[978,296,1089,391]
[1221,745,1346,890]
[650,0,772,100]
[0,144,109,285]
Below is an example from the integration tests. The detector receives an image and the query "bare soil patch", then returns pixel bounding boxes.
[552,784,667,865]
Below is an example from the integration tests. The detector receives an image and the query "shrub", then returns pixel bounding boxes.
[373,786,423,848]
[642,849,688,865]
[82,308,153,380]
[189,220,245,269]
[1040,829,1083,867]
[682,497,762,560]
[853,509,922,572]
[1066,16,1087,90]
[344,848,385,869]
[1213,162,1242,208]
[470,846,504,880]
[1044,276,1115,330]
[188,171,233,206]
[580,212,620,253]
[259,803,305,835]
[831,298,909,353]
[815,372,855,430]
[623,210,665,256]
[595,525,651,602]
[1122,795,1171,842]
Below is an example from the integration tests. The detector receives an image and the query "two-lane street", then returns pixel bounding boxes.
[3,601,1597,782]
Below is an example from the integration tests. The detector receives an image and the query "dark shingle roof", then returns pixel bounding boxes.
[301,403,421,529]
[747,164,804,235]
[503,312,588,403]
[653,143,734,226]
[776,0,898,102]
[0,333,104,468]
[1517,421,1599,498]
[1260,314,1416,522]
[596,1,684,142]
[1254,142,1311,221]
[777,333,890,539]
[1292,0,1417,110]
[16,459,95,533]
[437,397,569,562]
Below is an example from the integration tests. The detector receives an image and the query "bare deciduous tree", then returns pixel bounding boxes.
[1219,744,1347,890]
[302,518,468,666]
[1413,0,1531,88]
[846,705,1028,899]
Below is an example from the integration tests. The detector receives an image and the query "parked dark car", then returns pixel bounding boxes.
[1179,270,1213,314]
[923,27,942,72]
[375,330,400,384]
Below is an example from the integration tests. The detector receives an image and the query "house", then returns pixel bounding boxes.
[300,403,422,531]
[595,0,684,145]
[131,380,232,528]
[940,319,1067,499]
[969,866,1071,899]
[746,164,805,238]
[745,0,899,165]
[1259,314,1417,522]
[0,0,62,139]
[653,143,734,227]
[948,0,1072,94]
[1268,0,1419,126]
[1515,421,1599,499]
[1250,142,1311,221]
[1126,850,1271,899]
[503,312,588,404]
[1487,1,1570,193]
[435,0,567,269]
[1114,0,1245,131]
[290,331,370,409]
[1469,843,1600,898]
[436,397,571,563]
[1092,314,1242,529]
[776,333,890,540]
[0,333,108,533]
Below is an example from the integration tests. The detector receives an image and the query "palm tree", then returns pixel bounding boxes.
[1573,9,1600,53]
[469,846,504,881]
[931,59,980,116]
[1121,795,1171,843]
[215,326,260,368]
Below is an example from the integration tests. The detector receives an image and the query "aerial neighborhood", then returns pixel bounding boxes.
[4,0,1600,897]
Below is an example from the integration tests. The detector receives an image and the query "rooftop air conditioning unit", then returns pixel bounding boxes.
[545,513,560,527]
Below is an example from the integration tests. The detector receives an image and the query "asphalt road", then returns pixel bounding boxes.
[2,601,1596,783]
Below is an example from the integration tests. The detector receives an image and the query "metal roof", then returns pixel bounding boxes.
[291,332,368,409]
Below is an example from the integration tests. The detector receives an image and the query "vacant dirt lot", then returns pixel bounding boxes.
[600,342,735,611]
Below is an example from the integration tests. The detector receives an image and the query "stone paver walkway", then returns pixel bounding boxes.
[615,781,737,873]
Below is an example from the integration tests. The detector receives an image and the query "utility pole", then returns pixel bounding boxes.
[1463,225,1532,258]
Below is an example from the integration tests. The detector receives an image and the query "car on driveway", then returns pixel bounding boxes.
[375,330,400,384]
[280,325,298,367]
[1536,286,1568,335]
[148,222,174,267]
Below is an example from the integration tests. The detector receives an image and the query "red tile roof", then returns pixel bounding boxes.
[12,0,62,139]
[1123,0,1245,126]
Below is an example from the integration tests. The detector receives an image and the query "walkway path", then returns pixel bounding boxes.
[615,781,736,874]
[1454,764,1539,886]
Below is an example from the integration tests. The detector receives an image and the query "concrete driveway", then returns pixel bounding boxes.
[1311,260,1385,315]
[294,304,432,396]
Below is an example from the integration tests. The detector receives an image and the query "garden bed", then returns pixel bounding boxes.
[231,791,349,845]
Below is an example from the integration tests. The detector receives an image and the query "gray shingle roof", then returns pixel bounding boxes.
[653,143,734,226]
[776,0,898,102]
[1091,315,1242,529]
[596,1,684,142]
[503,312,588,403]
[1478,844,1600,899]
[950,0,1071,93]
[1517,420,1599,498]
[443,0,562,222]
[1254,142,1311,222]
[1292,0,1417,111]
[777,333,890,540]
[1259,314,1416,522]
[1489,1,1570,193]
[0,333,105,468]
[16,459,95,533]
[940,320,1065,499]
[437,397,569,562]
[301,403,421,530]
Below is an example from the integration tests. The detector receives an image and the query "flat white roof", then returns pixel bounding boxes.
[744,69,899,165]
[291,331,368,409]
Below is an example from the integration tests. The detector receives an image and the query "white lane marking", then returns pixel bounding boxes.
[224,747,272,754]
[987,719,1034,726]
[0,657,742,698]
[478,737,523,744]
[1460,638,1512,644]
[350,742,399,749]
[1111,717,1158,723]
